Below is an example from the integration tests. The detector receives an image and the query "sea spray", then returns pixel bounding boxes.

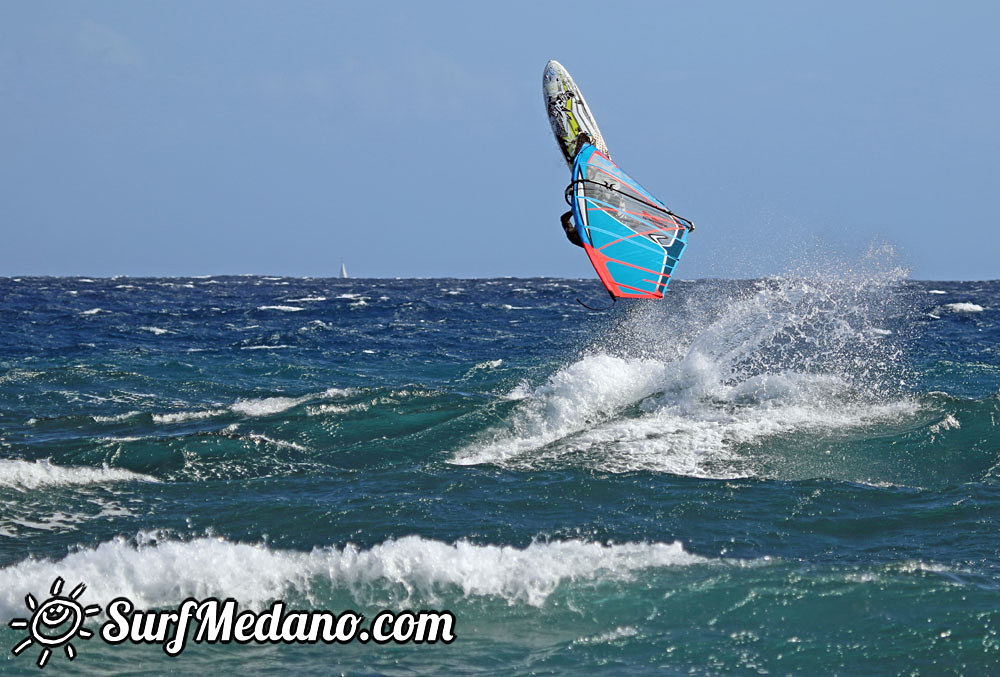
[453,252,920,478]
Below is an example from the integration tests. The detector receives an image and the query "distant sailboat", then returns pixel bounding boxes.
[340,260,348,279]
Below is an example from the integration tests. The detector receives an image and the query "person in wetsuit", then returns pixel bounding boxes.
[560,210,583,247]
[558,131,592,248]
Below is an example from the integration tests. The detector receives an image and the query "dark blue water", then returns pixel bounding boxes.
[1,275,998,674]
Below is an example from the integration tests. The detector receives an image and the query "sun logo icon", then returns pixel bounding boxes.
[8,577,101,668]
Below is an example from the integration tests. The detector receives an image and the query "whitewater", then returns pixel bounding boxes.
[1,273,998,674]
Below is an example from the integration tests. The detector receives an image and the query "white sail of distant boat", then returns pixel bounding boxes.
[340,260,348,278]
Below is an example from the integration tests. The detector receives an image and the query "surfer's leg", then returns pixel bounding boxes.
[561,211,583,248]
[573,131,592,158]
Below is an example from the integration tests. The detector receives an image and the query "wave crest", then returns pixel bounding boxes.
[0,459,158,491]
[0,534,708,616]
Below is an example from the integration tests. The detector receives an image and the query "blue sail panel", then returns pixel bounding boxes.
[570,145,692,298]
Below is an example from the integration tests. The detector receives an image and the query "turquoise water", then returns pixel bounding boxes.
[1,275,998,674]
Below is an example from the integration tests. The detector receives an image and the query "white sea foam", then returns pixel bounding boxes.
[153,388,354,424]
[91,411,142,423]
[927,289,947,295]
[454,355,668,468]
[942,302,984,313]
[0,534,708,617]
[257,305,304,312]
[574,626,640,645]
[246,434,308,452]
[307,402,370,415]
[0,460,157,491]
[452,353,916,477]
[139,326,172,335]
[152,409,228,424]
[6,514,75,532]
[452,271,918,478]
[284,296,326,303]
[231,396,303,417]
[929,413,961,434]
[3,506,134,534]
[0,369,44,386]
[80,308,104,315]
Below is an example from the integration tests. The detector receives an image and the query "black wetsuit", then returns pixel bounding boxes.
[560,131,594,249]
[561,210,583,248]
[560,132,594,249]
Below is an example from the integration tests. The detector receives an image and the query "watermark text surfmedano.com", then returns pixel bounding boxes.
[9,579,456,668]
[101,597,456,655]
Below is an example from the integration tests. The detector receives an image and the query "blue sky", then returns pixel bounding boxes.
[1,1,997,279]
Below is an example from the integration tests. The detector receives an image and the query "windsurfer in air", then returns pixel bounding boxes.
[544,60,693,303]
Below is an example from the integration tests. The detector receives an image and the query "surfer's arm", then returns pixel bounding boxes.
[560,211,583,248]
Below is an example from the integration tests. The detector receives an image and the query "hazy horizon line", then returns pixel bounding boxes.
[2,274,996,283]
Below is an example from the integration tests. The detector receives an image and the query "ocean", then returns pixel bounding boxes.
[0,273,997,675]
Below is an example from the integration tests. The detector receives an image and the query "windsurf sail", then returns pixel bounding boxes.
[568,144,693,299]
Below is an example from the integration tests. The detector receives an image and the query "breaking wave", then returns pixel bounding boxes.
[0,460,158,491]
[0,533,710,617]
[452,266,921,479]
